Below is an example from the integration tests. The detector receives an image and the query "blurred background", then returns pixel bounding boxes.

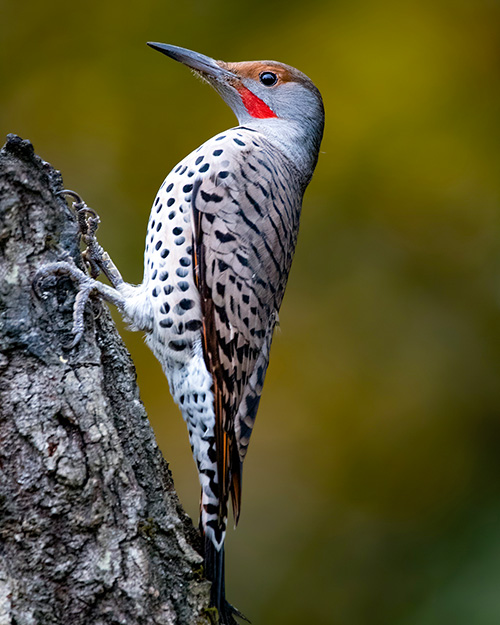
[3,0,500,623]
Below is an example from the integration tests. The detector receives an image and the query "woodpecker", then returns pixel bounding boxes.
[37,43,324,624]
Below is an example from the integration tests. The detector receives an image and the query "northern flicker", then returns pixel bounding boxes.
[36,43,324,623]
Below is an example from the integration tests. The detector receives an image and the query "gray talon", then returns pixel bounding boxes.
[58,189,102,277]
[34,261,97,348]
[36,192,127,347]
[58,190,123,287]
[58,189,84,205]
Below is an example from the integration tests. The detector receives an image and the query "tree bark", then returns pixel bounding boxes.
[0,135,213,625]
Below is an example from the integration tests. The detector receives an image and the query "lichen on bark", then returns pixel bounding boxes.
[0,135,212,625]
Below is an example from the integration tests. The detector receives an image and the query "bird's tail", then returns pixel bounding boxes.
[204,536,249,624]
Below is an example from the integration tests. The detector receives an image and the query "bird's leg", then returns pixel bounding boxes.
[34,190,128,348]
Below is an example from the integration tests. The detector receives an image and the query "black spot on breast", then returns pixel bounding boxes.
[160,302,170,314]
[152,287,159,297]
[179,298,194,311]
[216,135,226,141]
[234,138,245,146]
[167,183,174,192]
[159,270,169,281]
[156,222,162,231]
[176,267,189,278]
[154,197,160,206]
[161,248,170,259]
[164,285,174,295]
[178,280,189,291]
[151,270,157,280]
[156,203,163,213]
[199,163,209,173]
[213,149,223,156]
[175,236,185,245]
[169,340,187,351]
[179,256,191,267]
[155,240,162,251]
[160,318,173,328]
[218,171,229,179]
[195,156,204,165]
[185,319,203,331]
[168,211,175,220]
[167,197,175,207]
[173,227,183,235]
[183,184,193,193]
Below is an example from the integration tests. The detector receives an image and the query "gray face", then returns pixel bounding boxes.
[147,43,325,179]
[239,71,324,140]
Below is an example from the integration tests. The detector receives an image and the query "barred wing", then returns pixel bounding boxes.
[191,133,303,522]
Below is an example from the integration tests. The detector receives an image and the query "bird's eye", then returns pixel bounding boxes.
[259,71,278,87]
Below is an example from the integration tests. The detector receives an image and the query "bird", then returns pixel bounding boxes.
[37,42,324,624]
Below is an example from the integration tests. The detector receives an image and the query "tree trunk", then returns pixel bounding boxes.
[0,135,213,625]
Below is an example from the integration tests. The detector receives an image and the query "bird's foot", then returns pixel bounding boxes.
[34,260,102,348]
[34,259,126,348]
[59,189,125,288]
[34,190,127,348]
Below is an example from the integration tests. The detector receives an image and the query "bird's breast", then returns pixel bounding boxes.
[142,127,262,366]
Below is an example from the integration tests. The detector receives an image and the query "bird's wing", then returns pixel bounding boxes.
[191,134,302,523]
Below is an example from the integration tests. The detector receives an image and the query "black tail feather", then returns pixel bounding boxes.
[204,536,250,624]
[205,537,225,612]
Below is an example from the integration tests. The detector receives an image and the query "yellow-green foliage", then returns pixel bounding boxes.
[3,2,500,623]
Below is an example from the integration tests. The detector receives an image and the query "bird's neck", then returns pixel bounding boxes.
[241,118,321,187]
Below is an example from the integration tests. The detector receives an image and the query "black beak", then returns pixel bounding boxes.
[147,42,236,81]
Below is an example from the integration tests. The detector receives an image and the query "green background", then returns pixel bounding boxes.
[3,1,500,623]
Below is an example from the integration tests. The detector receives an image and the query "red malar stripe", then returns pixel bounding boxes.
[237,86,277,119]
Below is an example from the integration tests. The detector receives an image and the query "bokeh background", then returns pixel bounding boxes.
[3,1,500,623]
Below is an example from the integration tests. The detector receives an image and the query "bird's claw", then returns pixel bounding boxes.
[34,260,99,349]
[58,189,104,279]
[58,189,124,288]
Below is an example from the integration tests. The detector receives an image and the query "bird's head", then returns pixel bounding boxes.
[147,42,324,181]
